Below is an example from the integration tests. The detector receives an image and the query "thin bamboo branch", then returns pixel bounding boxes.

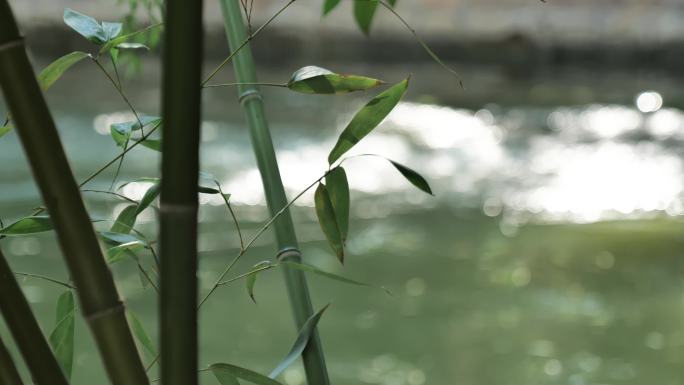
[0,336,23,385]
[159,0,204,384]
[216,1,331,384]
[0,3,148,384]
[0,248,68,385]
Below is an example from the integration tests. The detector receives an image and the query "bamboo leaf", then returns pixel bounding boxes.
[325,167,350,241]
[49,290,75,380]
[0,216,53,235]
[0,125,11,138]
[388,159,433,195]
[106,242,145,264]
[213,368,240,385]
[99,231,146,246]
[100,23,163,54]
[328,77,409,164]
[354,0,379,35]
[116,42,149,50]
[102,22,123,41]
[287,66,384,94]
[63,8,108,44]
[136,182,161,214]
[37,51,89,91]
[322,0,340,15]
[269,304,330,379]
[110,204,138,234]
[127,310,156,359]
[211,364,282,385]
[140,138,161,151]
[314,184,344,263]
[246,261,272,303]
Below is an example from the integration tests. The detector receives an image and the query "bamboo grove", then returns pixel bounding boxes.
[0,0,446,384]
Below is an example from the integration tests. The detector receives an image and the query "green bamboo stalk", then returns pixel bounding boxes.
[159,0,204,384]
[217,1,331,384]
[0,2,148,385]
[0,335,23,385]
[0,248,67,385]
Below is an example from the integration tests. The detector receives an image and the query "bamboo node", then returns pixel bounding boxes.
[277,247,301,262]
[238,89,262,104]
[84,301,125,323]
[0,37,24,53]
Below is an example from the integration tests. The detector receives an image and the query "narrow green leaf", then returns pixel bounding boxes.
[328,77,409,164]
[269,304,330,379]
[110,204,138,234]
[0,125,11,138]
[106,242,145,264]
[110,47,119,64]
[354,0,379,35]
[314,184,344,263]
[136,182,160,215]
[199,186,220,194]
[323,0,341,15]
[127,310,156,359]
[99,23,163,54]
[213,368,240,385]
[287,66,384,94]
[63,8,107,44]
[0,216,53,235]
[280,261,390,294]
[210,364,283,385]
[99,231,146,246]
[246,261,272,303]
[37,51,89,91]
[388,159,433,195]
[49,290,75,379]
[140,138,161,151]
[325,167,350,241]
[116,42,149,50]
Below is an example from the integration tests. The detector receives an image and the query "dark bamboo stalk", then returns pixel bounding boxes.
[0,248,67,385]
[159,0,204,384]
[0,336,22,385]
[0,2,148,384]
[217,1,331,384]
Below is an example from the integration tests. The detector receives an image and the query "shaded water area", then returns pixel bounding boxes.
[2,56,684,385]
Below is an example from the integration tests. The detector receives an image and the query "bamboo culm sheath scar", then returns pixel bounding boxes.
[159,0,204,385]
[0,2,148,385]
[217,1,332,384]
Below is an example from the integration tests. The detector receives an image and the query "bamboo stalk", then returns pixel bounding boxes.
[0,336,23,385]
[159,0,204,384]
[0,248,67,385]
[0,2,148,385]
[217,1,331,384]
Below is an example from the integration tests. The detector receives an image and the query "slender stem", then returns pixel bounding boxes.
[0,335,23,385]
[0,4,148,383]
[159,0,203,384]
[201,0,296,86]
[82,189,139,204]
[217,264,274,286]
[110,54,122,89]
[203,82,287,89]
[136,262,159,293]
[13,272,74,289]
[0,248,68,385]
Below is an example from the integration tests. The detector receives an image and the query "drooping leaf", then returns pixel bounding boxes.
[49,290,75,379]
[328,77,409,164]
[0,125,11,138]
[314,184,344,263]
[269,304,330,379]
[140,138,161,151]
[246,261,272,303]
[99,23,163,54]
[110,204,138,234]
[210,363,283,385]
[325,167,350,241]
[287,66,384,94]
[63,8,108,44]
[280,261,390,294]
[127,310,156,359]
[354,0,379,35]
[0,216,53,235]
[213,368,240,385]
[136,182,161,215]
[388,159,433,195]
[106,241,145,263]
[37,51,89,91]
[323,0,341,15]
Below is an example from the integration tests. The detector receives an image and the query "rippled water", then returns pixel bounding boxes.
[1,60,684,385]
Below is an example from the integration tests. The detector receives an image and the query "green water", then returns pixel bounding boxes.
[1,59,684,385]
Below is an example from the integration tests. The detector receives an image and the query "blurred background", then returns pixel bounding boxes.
[2,0,684,384]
